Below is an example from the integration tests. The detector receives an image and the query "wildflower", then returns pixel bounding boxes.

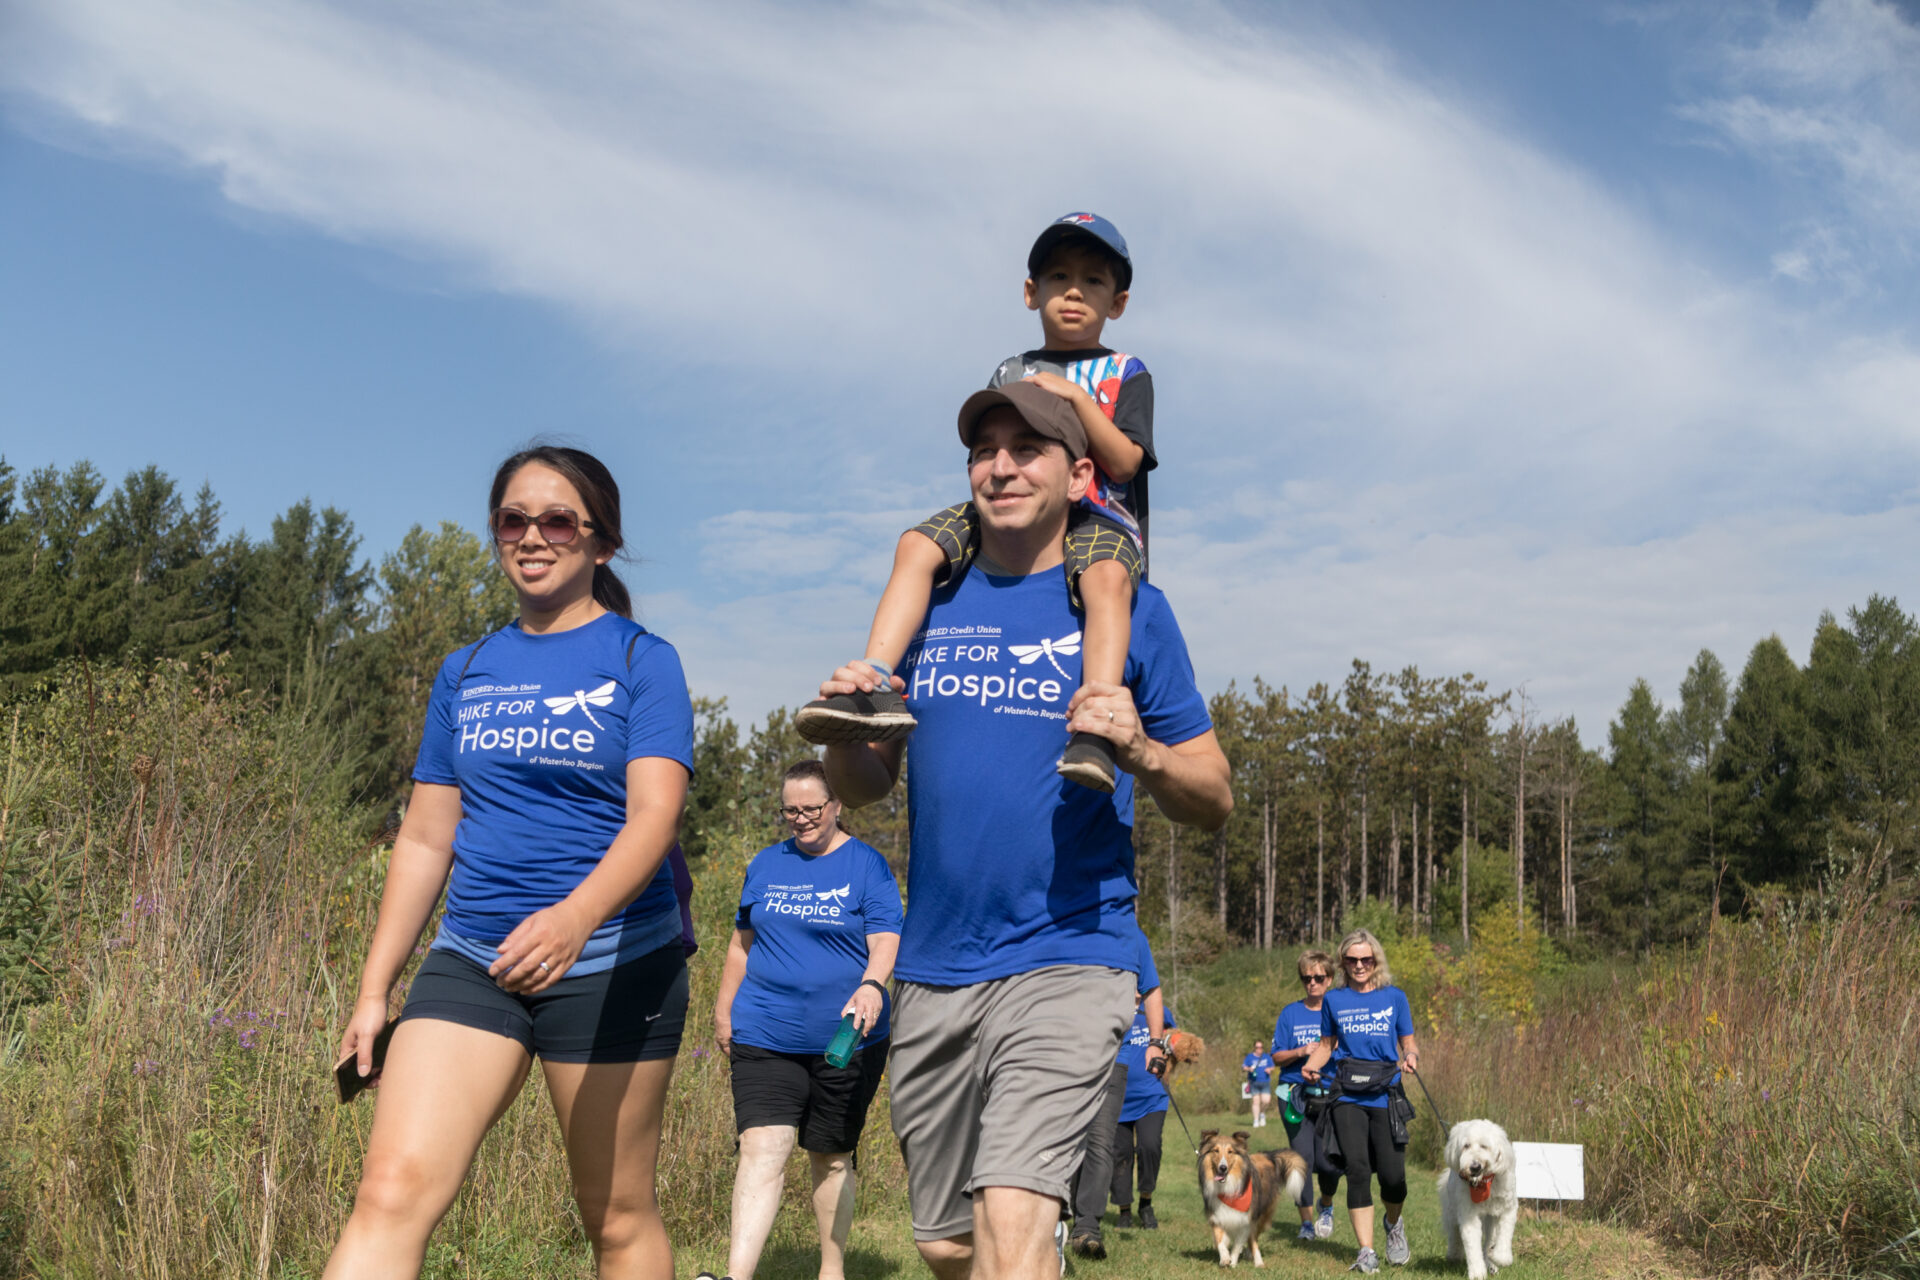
[238,1029,258,1050]
[1572,1098,1585,1108]
[1762,1090,1771,1103]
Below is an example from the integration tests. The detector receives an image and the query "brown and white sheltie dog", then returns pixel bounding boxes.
[1196,1129,1309,1268]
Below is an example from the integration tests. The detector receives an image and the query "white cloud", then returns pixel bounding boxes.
[4,0,1917,742]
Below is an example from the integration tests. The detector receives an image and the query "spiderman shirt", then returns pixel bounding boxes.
[990,347,1156,555]
[895,569,1211,986]
[413,613,695,976]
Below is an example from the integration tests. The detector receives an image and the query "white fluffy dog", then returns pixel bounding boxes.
[1436,1119,1518,1279]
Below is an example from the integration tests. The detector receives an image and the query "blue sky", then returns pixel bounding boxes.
[3,0,1916,741]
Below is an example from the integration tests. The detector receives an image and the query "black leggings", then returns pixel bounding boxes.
[1111,1110,1165,1206]
[1330,1103,1406,1210]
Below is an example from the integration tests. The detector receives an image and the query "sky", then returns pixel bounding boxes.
[2,0,1916,743]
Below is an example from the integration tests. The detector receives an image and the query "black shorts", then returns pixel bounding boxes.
[729,1039,889,1154]
[398,943,688,1063]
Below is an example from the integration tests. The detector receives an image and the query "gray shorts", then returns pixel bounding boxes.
[889,965,1136,1241]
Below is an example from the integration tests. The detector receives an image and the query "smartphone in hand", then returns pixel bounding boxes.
[334,1017,399,1104]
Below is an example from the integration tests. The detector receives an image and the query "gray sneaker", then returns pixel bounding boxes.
[1298,1222,1317,1241]
[1350,1247,1380,1273]
[1384,1219,1410,1265]
[1314,1204,1336,1240]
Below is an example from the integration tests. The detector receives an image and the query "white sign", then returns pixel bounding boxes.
[1511,1142,1584,1200]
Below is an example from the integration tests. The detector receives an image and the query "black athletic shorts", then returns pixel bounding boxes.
[397,943,688,1063]
[729,1039,889,1154]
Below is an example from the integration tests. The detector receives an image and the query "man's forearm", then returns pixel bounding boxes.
[1134,735,1233,830]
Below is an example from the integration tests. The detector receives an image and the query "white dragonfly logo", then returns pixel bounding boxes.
[544,680,616,730]
[816,885,851,907]
[1008,631,1082,681]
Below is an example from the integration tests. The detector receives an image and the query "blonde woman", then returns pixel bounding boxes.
[1302,930,1418,1273]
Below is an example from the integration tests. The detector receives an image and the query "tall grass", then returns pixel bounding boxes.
[0,660,905,1278]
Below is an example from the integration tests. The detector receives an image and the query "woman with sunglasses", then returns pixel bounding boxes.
[325,446,694,1280]
[1272,950,1343,1242]
[1302,930,1419,1274]
[703,760,902,1280]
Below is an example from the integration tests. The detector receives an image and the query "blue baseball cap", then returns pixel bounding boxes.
[1028,212,1132,291]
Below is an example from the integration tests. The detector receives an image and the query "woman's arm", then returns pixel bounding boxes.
[1301,1035,1336,1083]
[1399,1033,1420,1074]
[341,782,463,1076]
[1142,987,1168,1076]
[489,756,690,993]
[715,927,753,1055]
[843,931,900,1034]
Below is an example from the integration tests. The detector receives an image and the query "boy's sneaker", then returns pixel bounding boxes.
[1298,1222,1318,1241]
[1115,1207,1134,1230]
[1350,1247,1380,1273]
[1069,1230,1106,1260]
[1138,1203,1158,1230]
[1314,1204,1336,1240]
[795,684,917,745]
[1384,1219,1410,1265]
[1057,732,1117,792]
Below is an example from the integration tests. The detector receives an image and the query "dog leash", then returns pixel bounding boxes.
[1403,1065,1451,1135]
[1149,1058,1202,1153]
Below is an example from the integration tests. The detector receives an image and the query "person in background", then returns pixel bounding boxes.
[1066,929,1164,1261]
[1243,1039,1274,1127]
[704,761,902,1280]
[1110,986,1176,1233]
[1272,950,1343,1241]
[1303,930,1419,1274]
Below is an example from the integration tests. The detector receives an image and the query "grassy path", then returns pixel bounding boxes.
[686,1109,1697,1280]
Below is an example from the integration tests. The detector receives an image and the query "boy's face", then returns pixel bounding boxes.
[1024,244,1128,348]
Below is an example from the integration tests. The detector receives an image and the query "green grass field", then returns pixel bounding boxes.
[686,1106,1697,1280]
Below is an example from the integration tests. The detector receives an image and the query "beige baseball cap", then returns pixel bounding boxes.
[956,380,1088,459]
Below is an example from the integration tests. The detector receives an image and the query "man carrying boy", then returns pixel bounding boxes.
[819,381,1230,1280]
[798,213,1154,794]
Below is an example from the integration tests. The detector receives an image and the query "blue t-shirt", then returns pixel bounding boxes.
[897,571,1212,984]
[1272,1000,1326,1086]
[412,614,695,976]
[728,836,904,1055]
[1134,929,1160,996]
[1319,986,1415,1110]
[1117,1006,1176,1123]
[1243,1052,1274,1088]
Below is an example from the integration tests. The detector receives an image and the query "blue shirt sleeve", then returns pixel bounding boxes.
[1135,930,1161,994]
[624,637,695,772]
[1128,590,1213,749]
[412,645,470,785]
[1395,988,1414,1038]
[859,845,905,935]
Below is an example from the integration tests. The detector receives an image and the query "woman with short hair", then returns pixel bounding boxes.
[1303,929,1419,1274]
[325,446,694,1280]
[1272,949,1343,1241]
[703,761,902,1280]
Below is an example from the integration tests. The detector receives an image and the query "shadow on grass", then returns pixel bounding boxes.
[756,1242,904,1280]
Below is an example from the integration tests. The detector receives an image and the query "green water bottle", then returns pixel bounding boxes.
[824,1013,860,1068]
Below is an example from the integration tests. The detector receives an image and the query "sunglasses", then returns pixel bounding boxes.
[779,802,829,822]
[1342,954,1377,968]
[1301,973,1329,984]
[491,507,596,545]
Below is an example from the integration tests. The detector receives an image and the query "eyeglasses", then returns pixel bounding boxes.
[1342,954,1377,969]
[491,507,596,545]
[1301,973,1329,985]
[779,803,828,822]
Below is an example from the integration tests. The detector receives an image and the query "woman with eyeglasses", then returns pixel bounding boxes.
[703,760,902,1280]
[1272,950,1344,1242]
[325,446,695,1280]
[1302,930,1419,1274]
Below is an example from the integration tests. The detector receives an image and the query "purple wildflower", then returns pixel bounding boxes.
[1762,1090,1771,1103]
[238,1029,258,1050]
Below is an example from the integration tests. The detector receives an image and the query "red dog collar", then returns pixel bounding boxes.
[1467,1175,1493,1205]
[1220,1181,1253,1212]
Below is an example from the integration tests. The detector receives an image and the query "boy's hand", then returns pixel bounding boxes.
[1023,371,1091,407]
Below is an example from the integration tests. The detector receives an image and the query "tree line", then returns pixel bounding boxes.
[6,456,1914,959]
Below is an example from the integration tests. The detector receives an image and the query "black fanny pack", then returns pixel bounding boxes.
[1334,1058,1398,1095]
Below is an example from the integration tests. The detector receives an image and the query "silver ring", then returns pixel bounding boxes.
[1107,710,1115,722]
[538,961,550,972]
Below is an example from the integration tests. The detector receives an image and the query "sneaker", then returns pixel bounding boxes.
[1314,1204,1336,1240]
[1384,1219,1410,1265]
[1350,1247,1380,1273]
[1138,1203,1158,1230]
[1069,1231,1107,1260]
[1056,732,1117,792]
[794,682,917,745]
[1115,1207,1134,1230]
[1054,1219,1067,1277]
[1298,1223,1318,1241]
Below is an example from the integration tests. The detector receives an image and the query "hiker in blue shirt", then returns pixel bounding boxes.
[326,447,693,1280]
[1303,929,1420,1274]
[706,760,902,1280]
[1273,949,1344,1241]
[1243,1040,1275,1128]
